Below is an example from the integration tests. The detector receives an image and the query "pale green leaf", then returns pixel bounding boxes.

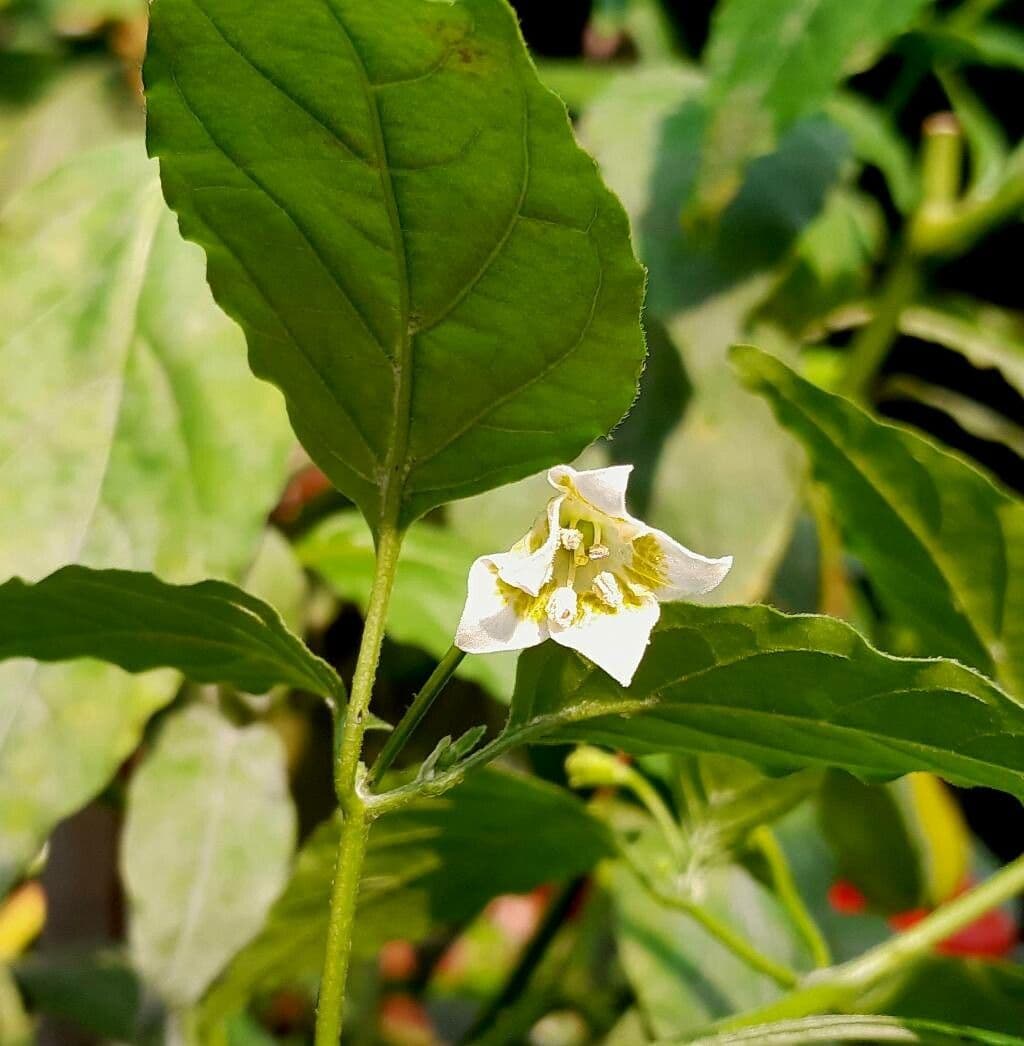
[297,511,514,698]
[508,602,1024,798]
[735,346,1024,698]
[144,0,645,532]
[0,566,343,703]
[610,854,810,1038]
[683,1015,1024,1045]
[242,527,308,638]
[203,768,612,1020]
[0,141,291,892]
[122,706,296,1008]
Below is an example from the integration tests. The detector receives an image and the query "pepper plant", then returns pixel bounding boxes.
[2,0,1024,1042]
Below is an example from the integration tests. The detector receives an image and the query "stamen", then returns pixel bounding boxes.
[546,586,578,627]
[559,527,583,551]
[588,544,610,560]
[593,571,623,608]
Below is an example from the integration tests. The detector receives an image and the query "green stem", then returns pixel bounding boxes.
[621,764,688,864]
[618,844,800,989]
[751,827,832,969]
[315,522,404,1046]
[367,644,466,787]
[461,877,585,1045]
[713,851,1024,1033]
[839,247,920,399]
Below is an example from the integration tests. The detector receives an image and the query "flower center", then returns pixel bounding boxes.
[593,571,623,608]
[546,586,578,627]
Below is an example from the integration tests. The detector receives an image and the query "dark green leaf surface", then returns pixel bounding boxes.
[508,602,1024,798]
[203,768,612,1019]
[122,706,296,1007]
[0,566,343,702]
[735,346,1024,698]
[144,0,645,532]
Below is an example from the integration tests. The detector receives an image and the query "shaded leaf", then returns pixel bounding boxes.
[735,346,1024,697]
[508,601,1024,798]
[144,0,645,532]
[0,566,344,703]
[122,706,296,1007]
[696,0,928,213]
[580,69,844,603]
[203,768,612,1019]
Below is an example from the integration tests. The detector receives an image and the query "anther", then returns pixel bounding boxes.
[593,571,622,608]
[588,544,610,560]
[546,586,578,627]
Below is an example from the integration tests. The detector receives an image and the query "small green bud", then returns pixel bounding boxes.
[565,745,631,790]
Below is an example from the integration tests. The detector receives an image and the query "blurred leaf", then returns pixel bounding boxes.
[14,949,157,1042]
[930,22,1024,72]
[0,61,140,207]
[204,768,612,1020]
[695,0,928,215]
[736,346,1024,697]
[876,956,1024,1034]
[937,69,1008,197]
[0,566,344,702]
[0,141,290,891]
[819,772,970,913]
[759,188,886,337]
[509,601,1024,796]
[122,706,296,1008]
[609,844,809,1038]
[684,1015,1024,1045]
[825,92,918,213]
[242,528,308,639]
[0,965,32,1045]
[297,511,514,699]
[900,302,1024,399]
[144,0,645,534]
[880,376,1024,459]
[581,68,844,603]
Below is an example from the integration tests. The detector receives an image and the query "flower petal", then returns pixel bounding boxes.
[490,496,563,597]
[648,528,732,599]
[548,463,637,522]
[455,558,549,654]
[550,592,660,687]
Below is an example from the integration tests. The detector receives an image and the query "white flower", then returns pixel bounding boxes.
[454,464,733,686]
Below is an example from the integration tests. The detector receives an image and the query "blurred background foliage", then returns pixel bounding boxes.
[1,0,1023,1042]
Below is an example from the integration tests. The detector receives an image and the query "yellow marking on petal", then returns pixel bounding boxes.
[497,575,559,621]
[627,533,668,590]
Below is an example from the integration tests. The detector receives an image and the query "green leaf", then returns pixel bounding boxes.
[610,849,810,1038]
[899,301,1024,400]
[122,706,296,1008]
[508,601,1024,798]
[695,0,928,214]
[825,93,918,214]
[734,346,1024,697]
[203,768,612,1020]
[144,0,645,533]
[0,61,140,208]
[242,527,308,639]
[0,566,344,703]
[297,511,514,699]
[0,141,291,892]
[14,949,157,1043]
[580,68,844,603]
[683,1015,1024,1045]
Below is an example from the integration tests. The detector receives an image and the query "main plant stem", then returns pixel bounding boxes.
[315,522,403,1046]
